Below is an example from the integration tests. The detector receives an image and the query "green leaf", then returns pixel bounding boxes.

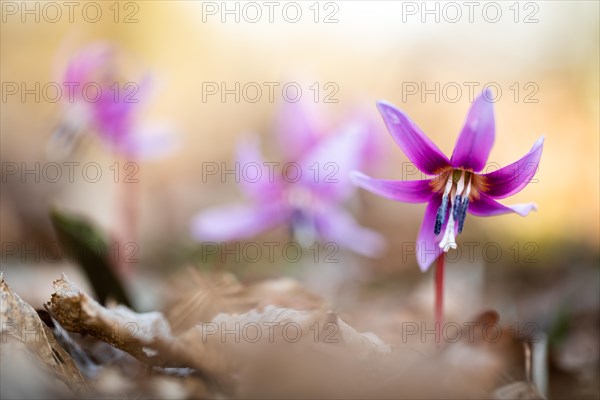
[49,208,133,308]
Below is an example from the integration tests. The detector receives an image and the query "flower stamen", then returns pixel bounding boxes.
[434,173,454,235]
[452,171,466,221]
[458,178,472,233]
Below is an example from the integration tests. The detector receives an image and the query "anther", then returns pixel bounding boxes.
[452,171,466,221]
[457,179,472,233]
[434,195,448,235]
[434,173,454,235]
[458,198,469,233]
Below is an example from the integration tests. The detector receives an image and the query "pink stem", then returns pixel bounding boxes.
[113,158,140,279]
[124,163,140,277]
[435,254,445,344]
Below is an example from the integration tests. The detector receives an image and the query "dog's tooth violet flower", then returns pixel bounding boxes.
[51,42,177,160]
[191,101,385,257]
[351,89,543,271]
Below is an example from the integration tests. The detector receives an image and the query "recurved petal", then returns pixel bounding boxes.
[450,89,495,172]
[191,202,290,242]
[481,136,544,199]
[376,101,451,175]
[350,171,434,203]
[297,122,368,202]
[275,100,320,162]
[315,207,386,258]
[63,42,114,84]
[350,108,386,169]
[468,193,537,217]
[236,135,284,201]
[416,196,445,272]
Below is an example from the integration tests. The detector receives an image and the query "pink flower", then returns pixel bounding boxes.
[351,90,543,271]
[191,101,385,257]
[54,42,177,160]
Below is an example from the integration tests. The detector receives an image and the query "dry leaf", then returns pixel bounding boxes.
[42,273,522,399]
[0,273,88,396]
[44,273,232,390]
[248,277,327,310]
[45,274,182,367]
[163,269,328,339]
[164,269,256,334]
[492,381,546,399]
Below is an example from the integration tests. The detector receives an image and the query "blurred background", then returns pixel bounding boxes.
[1,1,599,396]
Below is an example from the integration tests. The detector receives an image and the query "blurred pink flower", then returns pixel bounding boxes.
[53,42,177,160]
[192,101,385,257]
[351,89,544,271]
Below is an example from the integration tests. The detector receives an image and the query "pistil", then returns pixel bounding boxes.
[439,194,457,251]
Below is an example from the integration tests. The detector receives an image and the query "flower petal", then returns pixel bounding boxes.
[297,122,369,201]
[92,75,153,144]
[416,196,445,272]
[275,100,320,162]
[450,89,495,172]
[191,202,290,242]
[352,109,385,169]
[376,101,450,175]
[468,193,537,217]
[350,171,434,203]
[481,136,544,199]
[92,89,137,142]
[315,207,386,258]
[235,135,284,201]
[63,42,114,86]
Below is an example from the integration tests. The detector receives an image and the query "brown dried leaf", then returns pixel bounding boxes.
[214,305,390,352]
[229,307,505,399]
[164,269,256,334]
[44,274,391,388]
[42,273,513,399]
[44,273,231,388]
[492,381,546,399]
[247,277,327,311]
[164,270,327,337]
[0,273,88,395]
[45,273,181,367]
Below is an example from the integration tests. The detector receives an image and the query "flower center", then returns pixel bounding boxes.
[285,186,319,247]
[433,169,483,251]
[286,185,317,211]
